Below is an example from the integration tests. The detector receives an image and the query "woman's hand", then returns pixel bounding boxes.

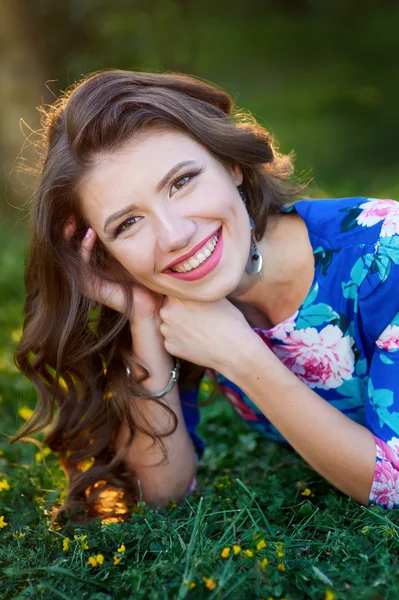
[158,296,252,371]
[63,219,163,325]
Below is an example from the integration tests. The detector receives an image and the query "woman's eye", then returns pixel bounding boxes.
[170,170,202,195]
[113,216,141,238]
[171,175,191,193]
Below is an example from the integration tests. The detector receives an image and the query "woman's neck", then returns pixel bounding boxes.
[228,212,315,328]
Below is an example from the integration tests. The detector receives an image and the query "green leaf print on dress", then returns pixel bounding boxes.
[340,206,364,232]
[296,282,340,329]
[314,246,341,276]
[342,255,374,311]
[368,378,399,431]
[370,236,399,282]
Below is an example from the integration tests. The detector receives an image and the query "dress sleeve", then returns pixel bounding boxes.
[180,385,206,461]
[179,385,206,498]
[359,235,399,508]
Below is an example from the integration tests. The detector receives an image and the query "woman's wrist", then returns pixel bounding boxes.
[128,318,175,390]
[218,328,272,384]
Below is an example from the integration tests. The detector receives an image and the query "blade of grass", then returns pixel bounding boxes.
[177,496,206,600]
[235,478,275,536]
[2,566,110,590]
[39,583,74,600]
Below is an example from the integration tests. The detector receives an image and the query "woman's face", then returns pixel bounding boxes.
[79,128,251,302]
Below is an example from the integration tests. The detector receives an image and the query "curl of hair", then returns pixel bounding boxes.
[11,69,305,524]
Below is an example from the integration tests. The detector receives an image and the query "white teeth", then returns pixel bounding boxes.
[170,230,220,273]
[189,258,200,268]
[197,252,206,264]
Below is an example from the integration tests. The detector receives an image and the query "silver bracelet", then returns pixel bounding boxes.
[126,358,181,399]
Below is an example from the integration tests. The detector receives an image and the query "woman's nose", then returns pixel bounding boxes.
[155,215,196,254]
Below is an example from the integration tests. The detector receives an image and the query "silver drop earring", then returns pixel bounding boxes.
[239,187,263,279]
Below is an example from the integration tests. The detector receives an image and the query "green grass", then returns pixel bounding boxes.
[2,226,399,600]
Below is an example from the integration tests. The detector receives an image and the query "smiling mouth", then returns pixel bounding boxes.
[169,229,221,273]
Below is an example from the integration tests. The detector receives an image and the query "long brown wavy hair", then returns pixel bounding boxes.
[11,69,303,523]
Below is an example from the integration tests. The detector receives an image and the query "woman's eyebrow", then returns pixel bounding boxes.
[155,159,198,193]
[103,159,199,233]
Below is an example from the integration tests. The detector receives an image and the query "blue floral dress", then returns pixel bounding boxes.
[181,197,399,509]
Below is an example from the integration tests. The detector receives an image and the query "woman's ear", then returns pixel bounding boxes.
[231,164,243,187]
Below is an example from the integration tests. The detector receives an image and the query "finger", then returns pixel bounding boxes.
[80,228,96,264]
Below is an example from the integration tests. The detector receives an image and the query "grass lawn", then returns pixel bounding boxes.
[1,225,399,600]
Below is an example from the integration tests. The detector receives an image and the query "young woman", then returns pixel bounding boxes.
[13,69,399,522]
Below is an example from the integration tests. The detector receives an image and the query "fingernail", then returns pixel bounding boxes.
[84,228,93,239]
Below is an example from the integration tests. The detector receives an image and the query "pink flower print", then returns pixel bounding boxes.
[357,199,399,237]
[387,436,399,455]
[273,325,354,389]
[374,436,399,470]
[370,459,399,508]
[267,311,299,341]
[376,325,399,352]
[219,385,260,422]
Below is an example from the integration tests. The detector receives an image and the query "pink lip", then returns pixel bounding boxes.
[162,226,221,272]
[165,227,223,281]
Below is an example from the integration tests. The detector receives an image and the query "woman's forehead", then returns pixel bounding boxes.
[78,130,209,224]
[88,130,207,181]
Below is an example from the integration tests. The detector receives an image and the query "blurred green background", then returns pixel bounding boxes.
[1,6,399,597]
[2,0,399,229]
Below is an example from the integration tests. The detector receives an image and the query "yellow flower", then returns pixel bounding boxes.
[184,579,196,590]
[113,555,121,565]
[0,479,10,492]
[361,525,370,535]
[117,543,126,553]
[220,547,230,558]
[202,576,217,591]
[244,549,254,557]
[74,534,89,550]
[169,500,178,508]
[277,563,286,571]
[324,591,336,600]
[96,554,104,565]
[277,541,285,557]
[215,475,232,488]
[301,488,312,496]
[18,406,34,421]
[259,557,269,571]
[15,531,25,539]
[383,527,395,537]
[35,447,51,463]
[88,556,98,567]
[232,544,242,555]
[63,537,70,552]
[0,516,7,528]
[256,539,267,551]
[199,381,213,393]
